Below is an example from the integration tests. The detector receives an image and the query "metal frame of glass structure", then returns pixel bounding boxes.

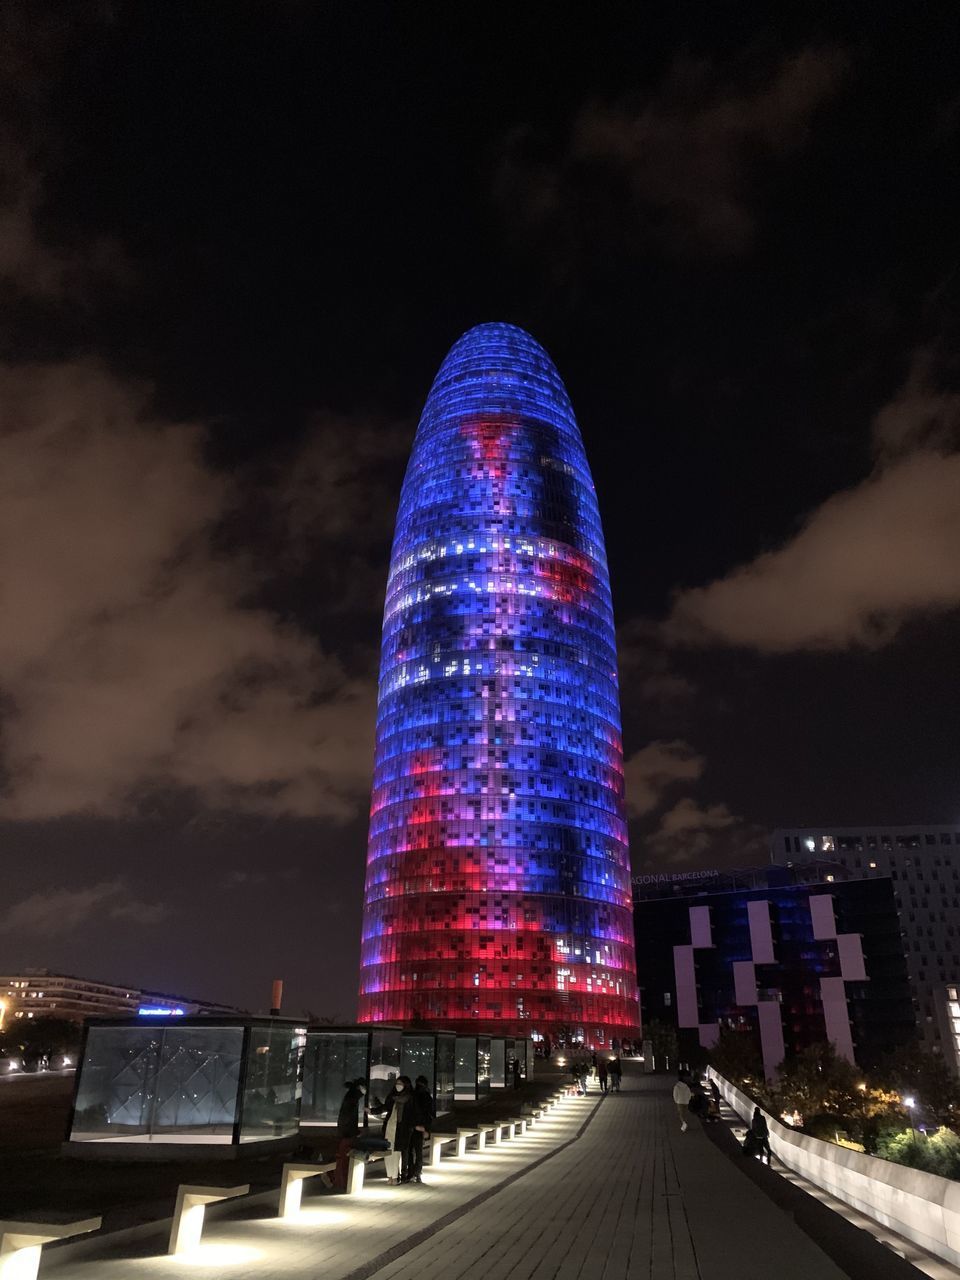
[359,323,638,1042]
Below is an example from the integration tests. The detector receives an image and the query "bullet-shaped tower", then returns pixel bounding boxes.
[359,323,638,1045]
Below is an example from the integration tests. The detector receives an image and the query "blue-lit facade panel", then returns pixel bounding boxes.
[358,323,639,1042]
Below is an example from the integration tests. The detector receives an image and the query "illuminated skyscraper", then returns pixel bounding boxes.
[358,323,638,1043]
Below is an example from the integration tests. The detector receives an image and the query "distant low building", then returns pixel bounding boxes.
[0,969,242,1028]
[772,826,960,1060]
[633,863,916,1079]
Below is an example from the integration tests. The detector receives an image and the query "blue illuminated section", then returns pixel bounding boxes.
[137,1006,186,1017]
[358,323,639,1042]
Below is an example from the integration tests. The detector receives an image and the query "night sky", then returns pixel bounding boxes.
[2,4,959,1018]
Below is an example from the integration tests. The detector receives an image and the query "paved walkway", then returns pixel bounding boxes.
[47,1066,848,1280]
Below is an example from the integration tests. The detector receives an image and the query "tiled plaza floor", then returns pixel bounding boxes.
[46,1067,848,1280]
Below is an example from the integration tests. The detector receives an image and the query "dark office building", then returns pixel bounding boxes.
[633,865,915,1078]
[772,826,960,1063]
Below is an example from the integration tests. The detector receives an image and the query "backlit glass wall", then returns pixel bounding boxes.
[359,323,639,1043]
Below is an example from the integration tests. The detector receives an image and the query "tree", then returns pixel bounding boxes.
[644,1021,679,1072]
[772,1042,863,1124]
[878,1042,960,1128]
[708,1025,762,1088]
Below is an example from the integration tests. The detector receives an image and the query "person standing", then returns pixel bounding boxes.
[381,1075,415,1184]
[608,1056,622,1093]
[406,1075,435,1184]
[673,1075,692,1132]
[597,1058,609,1094]
[334,1079,366,1189]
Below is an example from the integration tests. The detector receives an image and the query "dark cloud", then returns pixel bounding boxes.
[497,45,848,260]
[0,360,377,820]
[666,357,960,651]
[1,880,166,936]
[623,739,704,817]
[645,797,741,864]
[0,6,127,302]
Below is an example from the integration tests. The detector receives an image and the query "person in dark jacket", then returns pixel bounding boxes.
[608,1056,622,1093]
[406,1075,435,1183]
[597,1058,609,1094]
[750,1107,772,1163]
[333,1079,366,1189]
[381,1075,416,1184]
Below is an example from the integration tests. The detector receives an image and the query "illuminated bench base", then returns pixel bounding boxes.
[279,1163,336,1217]
[0,1217,101,1280]
[168,1185,249,1255]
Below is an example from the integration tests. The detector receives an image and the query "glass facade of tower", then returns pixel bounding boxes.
[358,323,638,1043]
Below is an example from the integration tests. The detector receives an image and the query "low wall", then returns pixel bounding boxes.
[707,1067,960,1269]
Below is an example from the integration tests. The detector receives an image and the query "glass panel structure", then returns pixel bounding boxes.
[455,1035,477,1102]
[436,1031,455,1115]
[401,1033,435,1090]
[301,1030,369,1125]
[359,323,638,1044]
[238,1023,304,1142]
[476,1035,491,1099]
[69,1020,293,1145]
[490,1037,506,1088]
[369,1026,401,1107]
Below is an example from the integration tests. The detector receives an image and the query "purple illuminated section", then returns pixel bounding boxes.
[357,323,639,1042]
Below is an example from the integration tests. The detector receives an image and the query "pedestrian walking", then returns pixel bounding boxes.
[608,1056,622,1092]
[406,1075,435,1183]
[750,1107,772,1164]
[571,1062,583,1094]
[673,1075,692,1132]
[334,1079,366,1189]
[578,1060,589,1094]
[381,1075,416,1184]
[597,1058,609,1094]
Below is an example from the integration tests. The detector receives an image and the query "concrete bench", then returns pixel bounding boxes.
[489,1121,506,1145]
[0,1216,101,1280]
[456,1127,481,1157]
[278,1161,336,1217]
[508,1116,527,1135]
[475,1124,500,1151]
[168,1184,249,1255]
[346,1150,386,1195]
[430,1133,457,1167]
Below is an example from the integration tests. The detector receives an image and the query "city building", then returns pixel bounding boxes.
[358,322,638,1044]
[0,969,241,1027]
[633,864,916,1078]
[772,826,960,1061]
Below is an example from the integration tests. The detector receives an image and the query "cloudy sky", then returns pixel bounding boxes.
[2,3,959,1016]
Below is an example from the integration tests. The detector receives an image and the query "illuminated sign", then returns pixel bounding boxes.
[137,1006,185,1017]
